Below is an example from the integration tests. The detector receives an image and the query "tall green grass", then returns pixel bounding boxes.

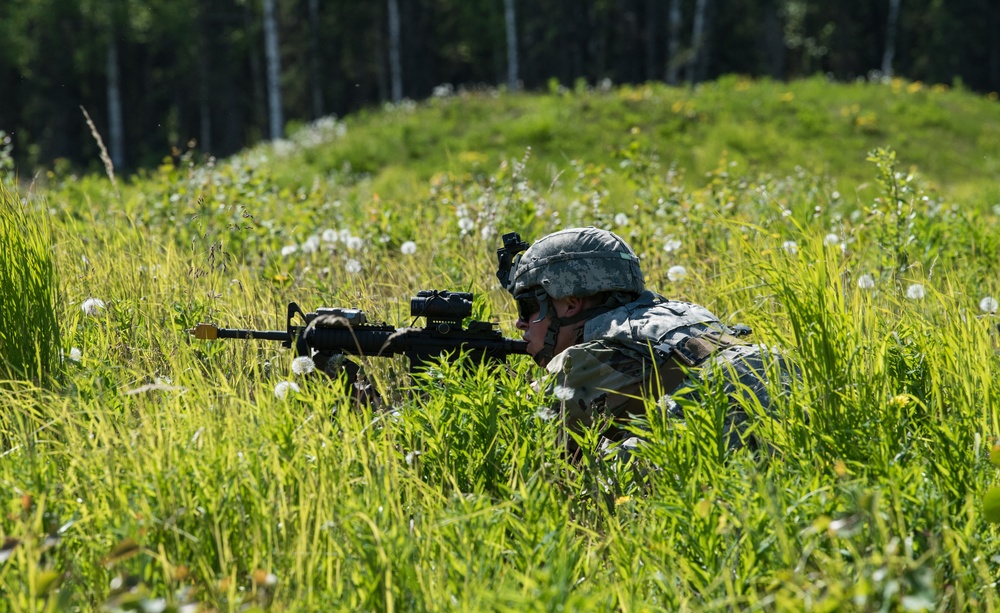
[3,80,1000,610]
[0,183,60,384]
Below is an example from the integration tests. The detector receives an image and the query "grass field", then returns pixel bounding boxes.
[2,77,1000,611]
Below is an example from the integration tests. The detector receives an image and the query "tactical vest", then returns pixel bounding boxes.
[565,290,775,450]
[583,290,745,368]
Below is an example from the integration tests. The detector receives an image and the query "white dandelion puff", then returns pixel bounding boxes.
[291,356,316,375]
[614,213,629,226]
[906,283,925,300]
[782,240,798,255]
[345,259,362,274]
[663,237,682,253]
[322,229,338,243]
[301,235,321,253]
[979,296,998,313]
[458,217,475,233]
[274,381,301,400]
[824,233,840,247]
[857,274,875,290]
[280,244,298,257]
[534,406,558,420]
[345,236,364,251]
[667,265,687,282]
[405,450,422,465]
[552,385,575,401]
[81,297,105,316]
[400,241,417,255]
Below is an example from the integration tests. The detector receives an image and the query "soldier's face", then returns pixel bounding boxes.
[515,296,584,367]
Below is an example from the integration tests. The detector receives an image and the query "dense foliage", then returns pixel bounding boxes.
[3,0,1000,172]
[1,79,1000,610]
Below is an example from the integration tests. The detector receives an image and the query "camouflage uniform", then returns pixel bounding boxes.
[497,227,790,453]
[545,290,787,451]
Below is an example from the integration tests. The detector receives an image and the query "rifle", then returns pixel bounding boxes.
[188,290,528,375]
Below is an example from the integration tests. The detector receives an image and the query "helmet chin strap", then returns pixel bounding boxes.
[532,288,560,365]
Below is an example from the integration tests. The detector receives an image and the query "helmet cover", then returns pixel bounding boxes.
[510,227,645,299]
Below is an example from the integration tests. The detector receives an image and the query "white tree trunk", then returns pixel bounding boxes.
[388,0,402,103]
[106,36,125,169]
[308,0,324,118]
[881,0,901,78]
[665,0,682,85]
[687,0,708,83]
[504,0,520,91]
[262,0,284,140]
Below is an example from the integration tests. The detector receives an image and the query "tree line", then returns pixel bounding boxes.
[2,0,998,174]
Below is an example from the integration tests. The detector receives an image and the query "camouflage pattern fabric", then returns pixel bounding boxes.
[545,291,792,452]
[511,227,645,299]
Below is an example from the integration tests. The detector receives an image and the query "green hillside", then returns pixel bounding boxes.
[2,78,1000,610]
[266,75,1000,204]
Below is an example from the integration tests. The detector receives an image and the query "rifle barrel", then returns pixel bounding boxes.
[217,328,290,341]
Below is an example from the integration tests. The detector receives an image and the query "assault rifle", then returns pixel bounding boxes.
[188,290,528,375]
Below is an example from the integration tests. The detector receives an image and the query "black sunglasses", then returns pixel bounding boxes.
[515,295,540,321]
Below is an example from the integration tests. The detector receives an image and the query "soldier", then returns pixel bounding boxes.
[496,226,792,454]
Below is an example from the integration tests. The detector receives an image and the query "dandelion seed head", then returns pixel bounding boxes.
[458,217,475,233]
[405,450,422,465]
[534,406,558,420]
[667,265,687,282]
[782,240,798,255]
[68,347,82,362]
[280,244,298,257]
[906,283,925,300]
[291,356,316,375]
[857,274,875,290]
[980,296,998,313]
[321,229,338,243]
[663,237,682,253]
[614,213,629,226]
[552,385,575,401]
[81,297,105,316]
[274,381,301,400]
[301,235,321,253]
[824,233,840,247]
[400,241,417,255]
[345,259,362,274]
[345,236,363,251]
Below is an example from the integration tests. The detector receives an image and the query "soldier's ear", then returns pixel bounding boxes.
[561,296,585,317]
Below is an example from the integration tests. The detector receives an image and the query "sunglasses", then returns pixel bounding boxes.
[515,295,540,321]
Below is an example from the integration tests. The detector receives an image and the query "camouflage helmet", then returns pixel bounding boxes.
[510,227,645,299]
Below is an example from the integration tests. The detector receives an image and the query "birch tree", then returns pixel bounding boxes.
[106,32,125,169]
[686,0,709,83]
[504,0,520,91]
[308,0,324,118]
[665,0,682,84]
[387,0,402,103]
[262,0,284,140]
[881,0,901,78]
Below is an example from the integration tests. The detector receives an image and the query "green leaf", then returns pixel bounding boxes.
[102,538,141,568]
[990,444,1000,468]
[34,569,62,595]
[983,487,1000,523]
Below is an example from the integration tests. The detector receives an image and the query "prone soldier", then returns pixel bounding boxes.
[496,226,794,454]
